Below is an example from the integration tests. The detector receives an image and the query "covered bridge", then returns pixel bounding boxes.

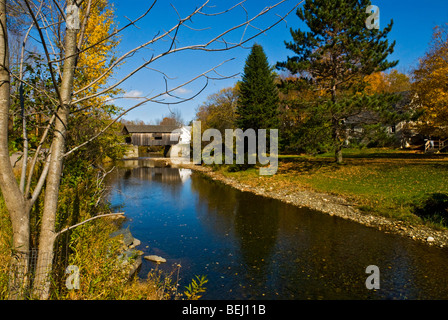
[122,124,181,146]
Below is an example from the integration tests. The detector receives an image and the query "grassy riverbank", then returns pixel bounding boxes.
[214,148,448,230]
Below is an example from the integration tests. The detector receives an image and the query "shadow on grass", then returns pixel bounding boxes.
[277,157,342,175]
[413,193,448,227]
[343,152,448,160]
[279,149,448,173]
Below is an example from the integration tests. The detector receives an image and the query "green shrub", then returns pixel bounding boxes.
[413,193,448,227]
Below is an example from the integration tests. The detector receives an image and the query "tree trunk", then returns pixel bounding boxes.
[331,116,344,163]
[31,107,69,299]
[32,4,79,299]
[335,143,343,164]
[331,84,343,164]
[0,0,32,299]
[333,125,344,164]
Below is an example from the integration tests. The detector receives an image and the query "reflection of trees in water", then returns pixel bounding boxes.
[108,167,188,206]
[190,174,238,236]
[118,158,170,169]
[190,175,279,286]
[125,167,182,184]
[233,194,279,291]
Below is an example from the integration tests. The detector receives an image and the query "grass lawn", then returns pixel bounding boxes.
[219,148,448,228]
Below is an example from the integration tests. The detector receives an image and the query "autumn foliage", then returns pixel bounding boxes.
[364,70,410,95]
[412,25,448,138]
[75,0,120,104]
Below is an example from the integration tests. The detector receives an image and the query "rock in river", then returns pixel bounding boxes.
[144,255,166,263]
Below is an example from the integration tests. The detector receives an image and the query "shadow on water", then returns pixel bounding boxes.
[106,161,448,300]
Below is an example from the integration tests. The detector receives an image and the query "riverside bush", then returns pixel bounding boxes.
[413,193,448,227]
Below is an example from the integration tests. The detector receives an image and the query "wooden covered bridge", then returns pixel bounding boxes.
[122,124,183,157]
[122,124,181,146]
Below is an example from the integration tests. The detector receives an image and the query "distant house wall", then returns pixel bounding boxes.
[345,120,422,148]
[178,126,192,144]
[343,91,423,148]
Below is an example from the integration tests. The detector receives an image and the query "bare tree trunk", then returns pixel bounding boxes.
[332,118,343,164]
[335,141,343,164]
[32,2,79,299]
[330,84,344,164]
[0,0,31,300]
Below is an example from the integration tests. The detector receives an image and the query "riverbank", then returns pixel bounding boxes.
[173,152,448,249]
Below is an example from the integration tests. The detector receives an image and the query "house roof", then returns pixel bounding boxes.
[122,124,181,134]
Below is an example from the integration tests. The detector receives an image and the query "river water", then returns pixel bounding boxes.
[106,159,448,299]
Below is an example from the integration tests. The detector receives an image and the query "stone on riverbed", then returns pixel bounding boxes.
[144,255,166,263]
[130,238,141,249]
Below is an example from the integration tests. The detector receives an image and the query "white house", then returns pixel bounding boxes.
[169,126,191,160]
[178,126,192,144]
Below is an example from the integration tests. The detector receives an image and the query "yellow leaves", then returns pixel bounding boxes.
[74,0,120,114]
[196,86,238,134]
[77,5,115,83]
[412,26,448,135]
[364,72,388,95]
[364,70,410,95]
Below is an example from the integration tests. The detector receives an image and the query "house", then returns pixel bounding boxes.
[344,91,423,148]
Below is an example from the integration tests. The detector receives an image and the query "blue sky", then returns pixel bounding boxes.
[110,0,448,124]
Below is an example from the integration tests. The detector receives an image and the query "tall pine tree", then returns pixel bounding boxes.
[277,0,398,163]
[236,44,279,131]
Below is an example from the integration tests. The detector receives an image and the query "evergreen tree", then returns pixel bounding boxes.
[236,44,279,131]
[277,0,398,163]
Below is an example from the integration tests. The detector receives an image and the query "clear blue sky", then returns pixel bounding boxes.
[111,0,448,124]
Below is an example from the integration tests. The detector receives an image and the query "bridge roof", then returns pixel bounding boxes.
[122,124,180,134]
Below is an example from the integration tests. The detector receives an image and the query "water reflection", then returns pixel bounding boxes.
[107,165,448,299]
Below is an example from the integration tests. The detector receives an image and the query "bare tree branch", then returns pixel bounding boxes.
[18,21,35,193]
[73,1,209,98]
[23,0,62,104]
[29,150,51,206]
[56,212,125,237]
[49,0,158,65]
[72,0,301,104]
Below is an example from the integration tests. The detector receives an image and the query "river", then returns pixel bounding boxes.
[106,159,448,299]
